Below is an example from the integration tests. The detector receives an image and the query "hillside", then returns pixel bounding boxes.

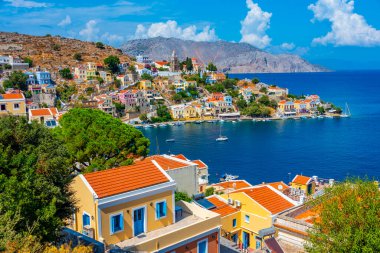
[0,32,130,71]
[122,37,327,73]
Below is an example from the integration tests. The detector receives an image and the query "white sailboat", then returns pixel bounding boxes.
[341,102,351,118]
[216,124,228,141]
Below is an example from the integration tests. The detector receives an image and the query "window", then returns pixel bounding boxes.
[245,215,250,223]
[110,213,123,234]
[197,239,208,253]
[13,103,19,110]
[156,201,167,219]
[0,104,6,111]
[82,213,90,227]
[232,218,237,227]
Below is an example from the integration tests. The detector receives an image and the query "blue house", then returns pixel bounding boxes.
[224,95,232,106]
[36,71,52,85]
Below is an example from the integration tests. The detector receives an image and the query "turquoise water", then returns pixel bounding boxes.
[142,71,380,184]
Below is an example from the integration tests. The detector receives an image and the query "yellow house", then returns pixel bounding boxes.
[213,185,297,251]
[183,105,197,119]
[139,80,153,90]
[70,158,222,252]
[291,175,316,196]
[0,93,26,117]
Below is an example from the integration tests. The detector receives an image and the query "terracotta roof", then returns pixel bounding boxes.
[264,237,285,253]
[174,154,188,161]
[267,181,289,192]
[234,186,295,214]
[274,223,308,236]
[192,160,207,169]
[212,180,252,190]
[278,100,286,104]
[30,108,59,117]
[141,155,192,171]
[83,159,170,199]
[1,93,24,100]
[292,175,312,185]
[207,196,238,217]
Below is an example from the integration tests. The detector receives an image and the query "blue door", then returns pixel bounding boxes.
[198,240,207,253]
[242,231,250,249]
[133,207,145,236]
[231,233,238,244]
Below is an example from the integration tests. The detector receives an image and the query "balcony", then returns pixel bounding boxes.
[114,201,221,252]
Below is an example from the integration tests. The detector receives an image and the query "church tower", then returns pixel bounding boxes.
[170,50,179,72]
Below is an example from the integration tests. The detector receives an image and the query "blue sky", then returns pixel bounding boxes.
[1,0,380,70]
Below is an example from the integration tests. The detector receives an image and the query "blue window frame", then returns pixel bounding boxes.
[156,201,167,219]
[82,213,90,227]
[197,239,208,253]
[110,213,123,234]
[245,215,250,223]
[232,218,237,227]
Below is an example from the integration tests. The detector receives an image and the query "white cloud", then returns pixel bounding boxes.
[58,15,71,27]
[308,0,380,46]
[4,0,49,8]
[280,42,296,50]
[134,20,218,42]
[101,32,124,45]
[240,0,272,49]
[79,20,99,41]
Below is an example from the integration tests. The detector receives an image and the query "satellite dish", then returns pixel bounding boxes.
[278,185,283,190]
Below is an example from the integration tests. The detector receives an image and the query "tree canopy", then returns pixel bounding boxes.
[53,108,150,173]
[0,116,75,244]
[306,178,380,253]
[141,73,153,81]
[206,62,217,72]
[104,55,120,74]
[59,68,73,80]
[2,71,28,91]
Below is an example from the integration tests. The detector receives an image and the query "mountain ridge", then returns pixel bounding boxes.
[122,37,328,73]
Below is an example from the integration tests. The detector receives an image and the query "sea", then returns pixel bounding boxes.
[141,70,380,185]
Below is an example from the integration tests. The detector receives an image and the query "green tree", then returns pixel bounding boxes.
[222,79,237,89]
[258,95,270,106]
[104,55,120,74]
[206,62,217,72]
[172,93,182,103]
[22,57,33,67]
[3,71,28,91]
[205,187,215,197]
[175,192,192,202]
[52,44,61,51]
[56,84,76,102]
[0,116,75,243]
[317,106,325,115]
[73,53,82,61]
[252,78,260,84]
[128,65,136,73]
[305,178,380,253]
[59,68,73,80]
[53,108,150,173]
[259,87,268,94]
[184,57,193,71]
[139,113,148,122]
[151,105,173,123]
[95,42,105,49]
[141,73,153,81]
[236,98,248,110]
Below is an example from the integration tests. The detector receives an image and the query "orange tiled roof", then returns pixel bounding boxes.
[213,180,252,190]
[278,100,286,104]
[30,108,58,117]
[274,223,308,236]
[142,155,191,171]
[174,154,188,160]
[1,93,24,100]
[207,196,238,217]
[235,186,295,214]
[83,159,170,199]
[292,175,312,185]
[267,181,289,192]
[192,160,207,169]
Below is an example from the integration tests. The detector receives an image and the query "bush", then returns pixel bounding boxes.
[59,68,73,79]
[95,42,105,49]
[73,53,82,61]
[205,187,215,197]
[52,44,61,51]
[175,192,192,202]
[22,57,33,67]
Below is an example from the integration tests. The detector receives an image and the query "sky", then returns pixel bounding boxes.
[1,0,380,70]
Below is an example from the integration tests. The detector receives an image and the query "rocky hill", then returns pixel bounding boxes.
[122,37,327,73]
[0,32,130,71]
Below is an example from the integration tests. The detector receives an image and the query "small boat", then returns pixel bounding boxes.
[165,138,175,142]
[207,120,214,123]
[325,115,333,118]
[252,119,257,122]
[158,123,166,127]
[219,119,225,122]
[143,124,152,128]
[195,120,203,124]
[169,123,175,126]
[300,116,308,119]
[220,173,239,182]
[341,102,351,118]
[232,120,237,123]
[317,115,324,119]
[216,124,228,141]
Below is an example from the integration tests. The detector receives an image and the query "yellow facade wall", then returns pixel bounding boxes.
[70,176,98,238]
[100,190,174,245]
[291,182,315,195]
[0,100,26,116]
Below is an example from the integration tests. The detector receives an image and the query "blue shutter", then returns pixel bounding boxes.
[111,216,115,234]
[156,203,160,218]
[163,201,167,217]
